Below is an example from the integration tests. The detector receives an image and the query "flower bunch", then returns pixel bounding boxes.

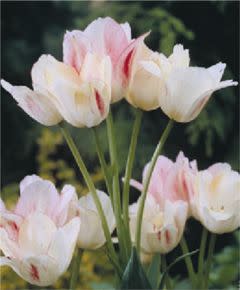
[1,17,239,289]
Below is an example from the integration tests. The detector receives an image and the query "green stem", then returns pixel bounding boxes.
[180,237,197,287]
[106,110,128,264]
[135,119,174,253]
[122,109,143,255]
[70,248,83,290]
[204,233,217,289]
[92,127,113,203]
[197,227,208,288]
[161,255,172,290]
[59,124,121,273]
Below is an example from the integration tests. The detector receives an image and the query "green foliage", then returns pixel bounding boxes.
[209,231,240,289]
[121,247,152,289]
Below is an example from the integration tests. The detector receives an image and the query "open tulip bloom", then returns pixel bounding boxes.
[1,16,239,290]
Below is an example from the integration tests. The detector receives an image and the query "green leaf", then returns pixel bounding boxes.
[158,250,199,290]
[121,247,152,289]
[147,253,161,289]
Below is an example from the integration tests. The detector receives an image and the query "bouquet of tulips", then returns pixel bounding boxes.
[1,17,239,290]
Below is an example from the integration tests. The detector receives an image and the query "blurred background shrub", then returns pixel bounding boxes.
[1,1,239,289]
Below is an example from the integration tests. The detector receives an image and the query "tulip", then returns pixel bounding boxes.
[124,43,163,111]
[63,17,150,104]
[76,190,115,249]
[1,51,111,127]
[0,175,80,286]
[129,196,188,254]
[128,152,194,254]
[130,151,197,207]
[141,44,238,121]
[190,163,240,234]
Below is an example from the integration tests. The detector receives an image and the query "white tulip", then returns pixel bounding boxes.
[190,163,240,234]
[0,175,80,286]
[76,190,115,249]
[141,44,238,122]
[1,52,112,128]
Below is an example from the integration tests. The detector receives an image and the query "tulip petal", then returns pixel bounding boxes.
[168,44,190,68]
[1,79,62,126]
[19,174,43,194]
[48,217,80,273]
[0,229,20,258]
[63,30,92,73]
[15,179,59,218]
[53,184,78,226]
[120,22,132,42]
[20,255,59,286]
[18,212,57,257]
[77,190,115,249]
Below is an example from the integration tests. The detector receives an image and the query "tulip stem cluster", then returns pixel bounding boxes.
[92,127,113,201]
[135,119,174,253]
[106,110,129,265]
[59,124,121,273]
[122,109,143,255]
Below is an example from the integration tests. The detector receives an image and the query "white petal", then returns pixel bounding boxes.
[18,212,57,257]
[1,79,62,126]
[79,190,115,232]
[169,44,190,68]
[53,184,78,226]
[160,67,215,122]
[207,62,226,84]
[48,217,80,273]
[120,22,132,42]
[19,174,43,194]
[77,190,115,249]
[15,179,59,218]
[140,60,162,78]
[0,228,20,258]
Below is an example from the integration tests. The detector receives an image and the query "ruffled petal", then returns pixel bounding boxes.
[15,179,59,218]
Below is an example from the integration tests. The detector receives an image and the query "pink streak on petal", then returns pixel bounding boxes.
[95,90,104,116]
[123,48,134,79]
[165,230,171,245]
[30,264,40,281]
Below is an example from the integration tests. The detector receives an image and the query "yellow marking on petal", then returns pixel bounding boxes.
[152,212,164,230]
[210,174,223,194]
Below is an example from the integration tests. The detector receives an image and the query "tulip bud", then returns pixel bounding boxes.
[190,163,240,234]
[76,190,115,249]
[0,175,80,286]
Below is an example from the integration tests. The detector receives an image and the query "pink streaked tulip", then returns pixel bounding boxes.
[128,152,196,254]
[0,175,80,286]
[129,196,188,254]
[141,44,238,121]
[130,151,197,207]
[190,163,240,234]
[63,17,149,103]
[1,51,111,127]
